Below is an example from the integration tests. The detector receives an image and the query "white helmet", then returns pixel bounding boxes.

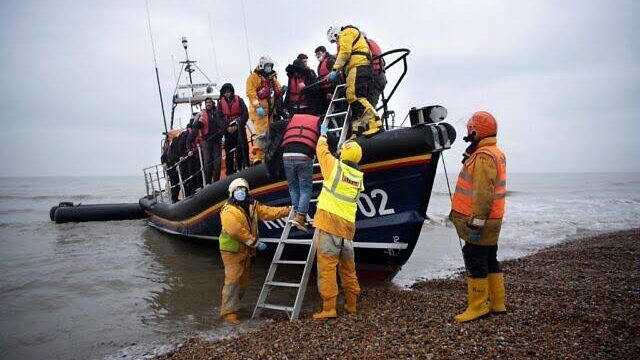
[326,25,340,43]
[228,178,249,195]
[258,55,274,71]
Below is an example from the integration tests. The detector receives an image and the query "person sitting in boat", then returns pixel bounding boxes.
[283,58,321,116]
[312,127,364,320]
[315,45,337,112]
[281,114,322,231]
[217,83,249,175]
[246,55,282,165]
[326,25,382,138]
[219,178,291,325]
[193,97,225,184]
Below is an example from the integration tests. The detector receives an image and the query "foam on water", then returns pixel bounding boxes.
[0,174,639,359]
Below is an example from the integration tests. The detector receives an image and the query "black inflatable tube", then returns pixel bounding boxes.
[52,203,147,223]
[141,123,456,222]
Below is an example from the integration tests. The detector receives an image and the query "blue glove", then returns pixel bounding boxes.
[320,124,329,135]
[328,70,339,82]
[467,227,481,242]
[256,106,267,117]
[257,242,267,252]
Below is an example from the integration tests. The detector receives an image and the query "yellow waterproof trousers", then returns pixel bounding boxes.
[345,66,381,136]
[220,247,251,316]
[316,230,361,301]
[250,114,271,163]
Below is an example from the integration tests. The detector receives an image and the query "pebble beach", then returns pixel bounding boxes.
[155,228,640,359]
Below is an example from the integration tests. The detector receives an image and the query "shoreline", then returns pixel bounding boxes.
[155,228,640,359]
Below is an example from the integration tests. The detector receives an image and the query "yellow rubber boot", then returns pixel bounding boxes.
[222,313,241,325]
[488,272,506,313]
[313,297,337,320]
[454,277,490,323]
[344,293,357,314]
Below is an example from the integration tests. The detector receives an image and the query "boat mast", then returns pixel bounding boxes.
[181,37,199,115]
[144,0,168,137]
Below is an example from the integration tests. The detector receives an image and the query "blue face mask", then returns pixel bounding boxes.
[233,188,247,202]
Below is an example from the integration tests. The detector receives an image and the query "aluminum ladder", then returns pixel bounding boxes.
[251,85,352,321]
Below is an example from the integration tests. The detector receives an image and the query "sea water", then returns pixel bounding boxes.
[0,173,639,359]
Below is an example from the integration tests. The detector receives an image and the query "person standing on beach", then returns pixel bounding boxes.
[450,110,507,323]
[312,126,364,320]
[218,178,291,325]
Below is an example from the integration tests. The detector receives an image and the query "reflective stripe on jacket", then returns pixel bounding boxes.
[219,200,290,252]
[451,137,506,221]
[316,159,364,223]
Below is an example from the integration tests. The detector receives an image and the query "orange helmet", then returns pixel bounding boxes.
[466,111,497,140]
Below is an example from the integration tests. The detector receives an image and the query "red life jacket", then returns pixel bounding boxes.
[287,74,306,106]
[219,95,242,123]
[256,73,280,100]
[281,114,320,150]
[199,110,211,137]
[317,56,333,91]
[367,38,384,75]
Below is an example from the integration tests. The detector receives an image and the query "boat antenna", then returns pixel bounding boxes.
[207,13,221,82]
[144,0,168,137]
[239,0,253,73]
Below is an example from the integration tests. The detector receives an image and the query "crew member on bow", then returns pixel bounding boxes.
[326,25,382,137]
[218,83,249,175]
[246,55,282,164]
[450,111,507,323]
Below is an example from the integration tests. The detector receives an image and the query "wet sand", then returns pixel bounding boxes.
[156,229,640,359]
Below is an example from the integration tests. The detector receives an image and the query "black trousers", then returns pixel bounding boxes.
[202,138,222,184]
[224,131,238,176]
[463,243,501,278]
[166,166,180,202]
[186,155,202,196]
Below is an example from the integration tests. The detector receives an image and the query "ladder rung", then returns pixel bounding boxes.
[282,239,313,245]
[273,260,307,265]
[327,128,341,132]
[266,281,301,288]
[309,199,318,203]
[260,303,294,312]
[312,180,323,184]
[326,111,348,118]
[332,97,346,102]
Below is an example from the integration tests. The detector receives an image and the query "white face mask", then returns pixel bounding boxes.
[316,53,324,62]
[233,188,247,201]
[264,64,273,73]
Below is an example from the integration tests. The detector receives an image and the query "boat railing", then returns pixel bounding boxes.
[143,143,210,203]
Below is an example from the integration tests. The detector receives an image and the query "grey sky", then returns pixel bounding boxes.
[1,0,639,176]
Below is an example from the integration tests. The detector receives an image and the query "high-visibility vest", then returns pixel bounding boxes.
[317,161,364,223]
[218,202,257,252]
[452,145,507,219]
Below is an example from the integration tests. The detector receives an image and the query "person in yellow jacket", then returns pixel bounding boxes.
[326,25,382,138]
[219,177,291,325]
[312,124,364,320]
[245,55,282,164]
[450,111,507,323]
